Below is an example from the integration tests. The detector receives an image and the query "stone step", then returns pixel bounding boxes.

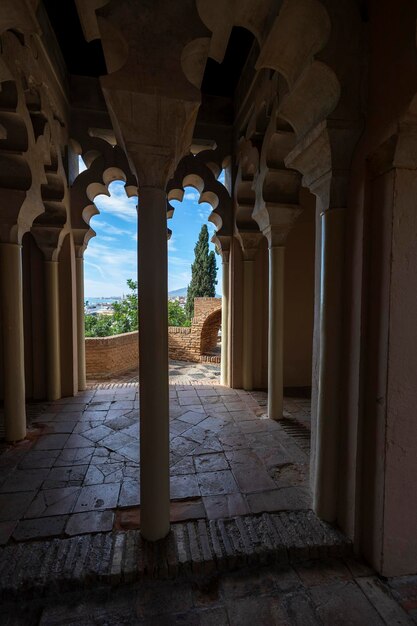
[0,510,351,599]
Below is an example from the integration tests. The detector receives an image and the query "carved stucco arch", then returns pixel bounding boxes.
[70,145,137,257]
[167,149,232,256]
[0,30,69,247]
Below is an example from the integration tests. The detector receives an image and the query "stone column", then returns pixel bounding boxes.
[313,207,344,521]
[220,253,230,386]
[75,256,86,391]
[44,261,61,401]
[242,254,255,391]
[239,233,262,392]
[268,245,285,420]
[0,243,26,441]
[138,187,170,541]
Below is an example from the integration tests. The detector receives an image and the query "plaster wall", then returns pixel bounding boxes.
[339,0,417,575]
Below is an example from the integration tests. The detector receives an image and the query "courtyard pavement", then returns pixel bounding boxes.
[0,361,311,545]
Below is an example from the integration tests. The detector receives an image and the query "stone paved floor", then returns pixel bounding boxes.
[88,359,222,386]
[1,559,415,625]
[0,366,311,544]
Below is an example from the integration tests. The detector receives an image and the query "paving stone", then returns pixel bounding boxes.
[177,410,207,426]
[171,474,200,499]
[84,463,125,486]
[0,468,49,493]
[25,487,80,518]
[118,481,140,508]
[116,442,138,462]
[356,576,413,625]
[33,434,70,450]
[309,580,385,625]
[43,465,89,489]
[54,447,96,467]
[170,500,205,522]
[0,491,35,522]
[136,581,194,617]
[81,424,113,443]
[232,465,277,493]
[65,511,114,536]
[41,421,77,434]
[13,515,68,541]
[199,607,229,626]
[89,401,112,411]
[171,457,196,475]
[282,590,322,625]
[246,487,311,514]
[225,594,288,625]
[194,452,229,473]
[203,493,250,519]
[100,431,136,452]
[221,566,279,598]
[81,410,108,421]
[0,521,16,545]
[73,484,120,512]
[171,436,199,457]
[295,558,352,587]
[197,470,239,496]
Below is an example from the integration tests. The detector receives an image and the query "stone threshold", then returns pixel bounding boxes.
[0,510,351,598]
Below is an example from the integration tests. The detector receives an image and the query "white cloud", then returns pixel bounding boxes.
[184,190,199,201]
[168,234,177,252]
[94,221,133,237]
[169,255,191,268]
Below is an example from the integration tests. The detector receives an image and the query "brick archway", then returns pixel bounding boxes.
[200,307,222,356]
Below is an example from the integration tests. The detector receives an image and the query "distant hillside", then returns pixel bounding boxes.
[168,287,188,297]
[168,287,221,298]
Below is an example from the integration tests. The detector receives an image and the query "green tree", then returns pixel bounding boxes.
[85,313,116,337]
[185,224,217,319]
[85,279,138,337]
[112,278,138,333]
[168,300,190,327]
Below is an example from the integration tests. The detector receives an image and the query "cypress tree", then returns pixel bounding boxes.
[185,224,217,319]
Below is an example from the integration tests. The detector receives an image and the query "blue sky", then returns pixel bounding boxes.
[82,162,222,298]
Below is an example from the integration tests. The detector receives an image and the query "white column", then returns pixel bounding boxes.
[45,261,61,401]
[76,257,86,391]
[138,187,170,541]
[313,207,344,521]
[242,257,254,391]
[220,255,230,386]
[0,243,26,441]
[268,246,285,420]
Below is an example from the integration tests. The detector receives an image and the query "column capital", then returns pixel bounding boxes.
[237,230,263,261]
[31,226,67,261]
[253,203,302,248]
[212,234,231,263]
[102,90,200,190]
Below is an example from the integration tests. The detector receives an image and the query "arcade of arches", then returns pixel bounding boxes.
[0,0,416,582]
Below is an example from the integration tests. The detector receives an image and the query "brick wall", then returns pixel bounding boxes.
[85,331,138,379]
[85,298,222,379]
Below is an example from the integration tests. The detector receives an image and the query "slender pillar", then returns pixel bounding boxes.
[242,257,254,391]
[268,246,285,419]
[44,261,61,401]
[313,207,344,521]
[138,187,170,541]
[0,243,26,441]
[220,255,230,386]
[76,257,86,391]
